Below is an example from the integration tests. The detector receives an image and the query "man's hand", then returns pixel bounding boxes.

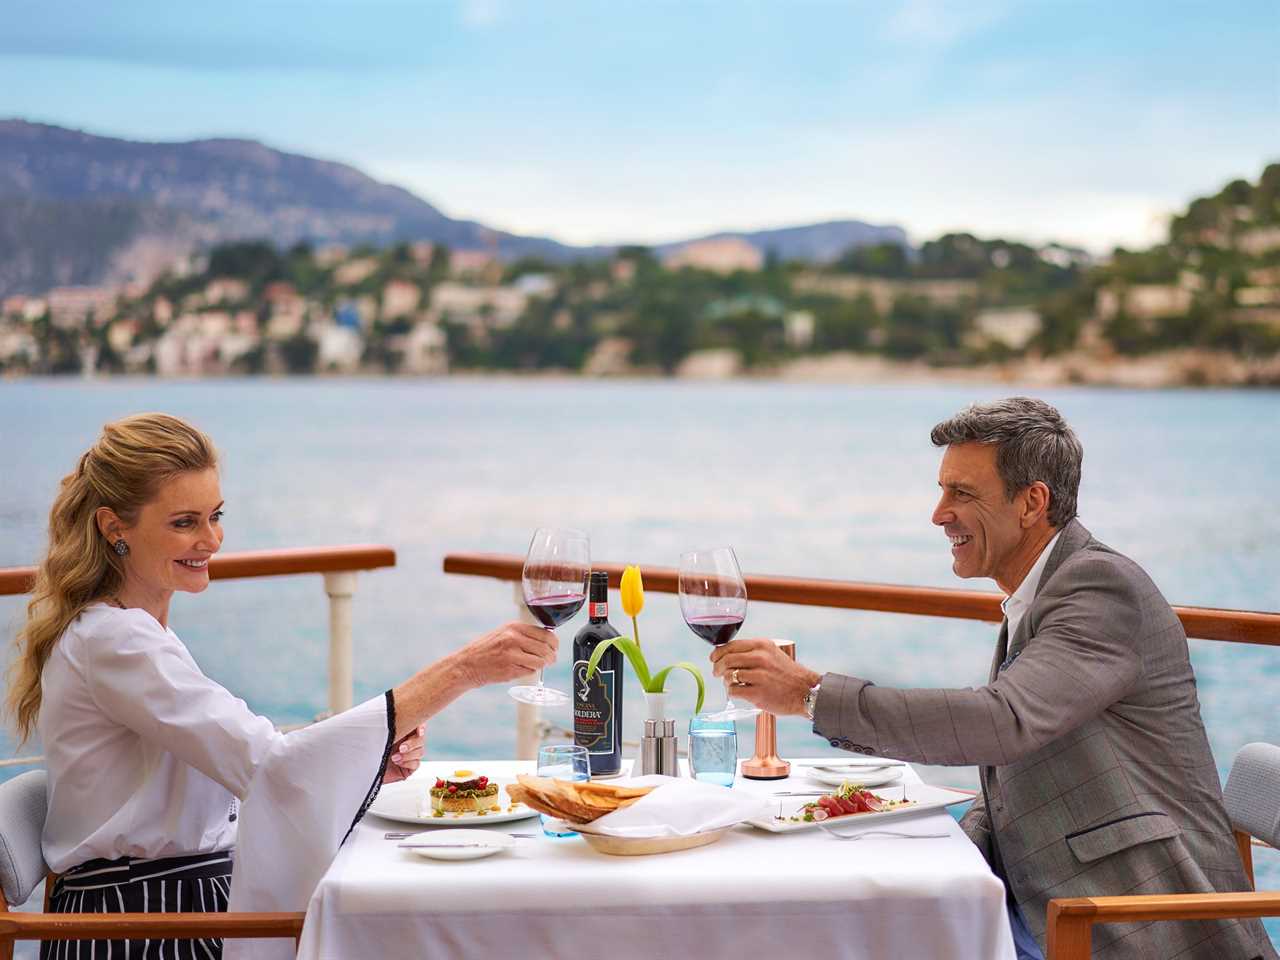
[453,621,558,689]
[383,723,426,783]
[709,638,821,717]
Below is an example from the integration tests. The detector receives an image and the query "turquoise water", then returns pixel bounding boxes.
[2,378,1277,936]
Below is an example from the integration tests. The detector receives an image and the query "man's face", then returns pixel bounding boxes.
[931,442,1026,585]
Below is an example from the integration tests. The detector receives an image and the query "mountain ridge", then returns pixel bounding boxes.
[0,119,906,296]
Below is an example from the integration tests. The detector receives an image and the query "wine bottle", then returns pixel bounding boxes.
[573,571,623,777]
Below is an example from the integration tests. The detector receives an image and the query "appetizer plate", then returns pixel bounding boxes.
[368,777,538,827]
[804,767,904,789]
[748,783,973,833]
[399,829,516,861]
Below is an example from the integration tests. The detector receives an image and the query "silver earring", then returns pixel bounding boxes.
[113,540,130,557]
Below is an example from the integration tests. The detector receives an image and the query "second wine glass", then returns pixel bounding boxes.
[679,546,759,721]
[510,527,589,707]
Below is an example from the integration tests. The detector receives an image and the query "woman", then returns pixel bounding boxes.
[5,413,555,959]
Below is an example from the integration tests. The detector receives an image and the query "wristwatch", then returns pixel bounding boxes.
[803,681,822,721]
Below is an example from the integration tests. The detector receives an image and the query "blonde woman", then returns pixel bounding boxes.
[6,413,555,960]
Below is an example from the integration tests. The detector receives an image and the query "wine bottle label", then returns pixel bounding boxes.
[589,601,608,619]
[572,660,616,755]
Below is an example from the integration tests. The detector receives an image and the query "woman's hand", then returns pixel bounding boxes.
[453,621,558,689]
[383,723,426,783]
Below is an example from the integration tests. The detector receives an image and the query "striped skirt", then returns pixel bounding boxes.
[41,850,233,960]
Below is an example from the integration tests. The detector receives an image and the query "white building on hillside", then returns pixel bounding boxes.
[663,237,764,274]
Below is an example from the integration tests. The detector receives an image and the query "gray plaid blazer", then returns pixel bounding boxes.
[812,519,1276,960]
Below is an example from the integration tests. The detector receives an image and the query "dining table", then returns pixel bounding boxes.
[294,757,1017,960]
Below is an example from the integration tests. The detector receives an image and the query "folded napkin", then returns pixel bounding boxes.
[575,775,769,839]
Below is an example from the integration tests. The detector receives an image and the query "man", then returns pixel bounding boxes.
[711,397,1274,960]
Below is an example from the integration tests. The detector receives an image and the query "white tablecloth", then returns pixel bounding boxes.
[296,759,1015,960]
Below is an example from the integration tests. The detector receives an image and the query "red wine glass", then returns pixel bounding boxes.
[679,546,758,721]
[510,528,589,707]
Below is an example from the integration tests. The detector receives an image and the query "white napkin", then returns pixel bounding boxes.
[573,775,769,838]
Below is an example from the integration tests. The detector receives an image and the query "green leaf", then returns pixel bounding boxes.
[649,661,706,714]
[585,635,652,689]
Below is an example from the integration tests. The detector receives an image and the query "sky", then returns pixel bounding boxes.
[1,0,1276,253]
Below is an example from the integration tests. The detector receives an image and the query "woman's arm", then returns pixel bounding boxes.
[389,620,557,741]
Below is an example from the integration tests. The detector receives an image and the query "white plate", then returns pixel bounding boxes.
[748,783,974,833]
[804,767,904,789]
[400,829,516,861]
[368,777,538,827]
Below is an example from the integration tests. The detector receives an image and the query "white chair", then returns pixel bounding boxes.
[1046,741,1280,958]
[0,770,303,959]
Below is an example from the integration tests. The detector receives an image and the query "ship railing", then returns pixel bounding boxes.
[441,551,1280,859]
[0,544,396,770]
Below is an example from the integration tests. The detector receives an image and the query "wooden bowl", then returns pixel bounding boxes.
[577,826,730,856]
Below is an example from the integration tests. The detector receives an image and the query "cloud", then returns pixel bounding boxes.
[459,0,503,29]
[882,0,1012,49]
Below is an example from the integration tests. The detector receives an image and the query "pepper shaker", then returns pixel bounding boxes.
[659,718,679,776]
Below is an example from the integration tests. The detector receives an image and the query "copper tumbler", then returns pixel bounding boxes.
[741,639,795,780]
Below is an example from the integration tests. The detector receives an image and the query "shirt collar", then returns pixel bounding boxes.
[1000,529,1063,626]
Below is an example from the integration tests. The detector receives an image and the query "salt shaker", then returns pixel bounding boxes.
[639,718,661,775]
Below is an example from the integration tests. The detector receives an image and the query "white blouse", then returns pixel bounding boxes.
[38,604,390,880]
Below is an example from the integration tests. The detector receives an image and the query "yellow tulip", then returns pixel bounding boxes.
[620,565,644,618]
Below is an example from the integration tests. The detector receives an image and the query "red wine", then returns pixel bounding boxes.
[573,572,623,777]
[526,593,585,628]
[687,614,744,646]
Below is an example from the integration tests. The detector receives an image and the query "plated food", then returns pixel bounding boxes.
[784,781,914,824]
[429,769,501,814]
[504,774,655,824]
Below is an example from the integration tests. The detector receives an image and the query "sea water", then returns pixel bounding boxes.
[1,378,1276,939]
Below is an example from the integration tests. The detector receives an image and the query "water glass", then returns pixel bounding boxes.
[688,715,737,787]
[536,743,590,837]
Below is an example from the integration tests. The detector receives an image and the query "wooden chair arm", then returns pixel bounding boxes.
[0,911,304,940]
[1046,891,1280,960]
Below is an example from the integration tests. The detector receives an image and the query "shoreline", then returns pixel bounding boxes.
[5,349,1280,389]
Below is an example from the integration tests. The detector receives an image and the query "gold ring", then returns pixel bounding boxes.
[731,668,743,686]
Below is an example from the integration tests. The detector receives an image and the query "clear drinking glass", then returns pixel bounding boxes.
[679,546,759,721]
[509,527,589,707]
[688,714,737,787]
[536,743,590,838]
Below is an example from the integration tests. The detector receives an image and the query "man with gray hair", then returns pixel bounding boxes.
[711,397,1273,960]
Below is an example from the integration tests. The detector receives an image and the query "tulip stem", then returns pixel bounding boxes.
[631,615,641,648]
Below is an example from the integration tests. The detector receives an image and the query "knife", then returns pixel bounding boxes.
[805,761,905,769]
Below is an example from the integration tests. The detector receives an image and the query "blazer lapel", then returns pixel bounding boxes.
[1004,519,1094,663]
[988,619,1009,683]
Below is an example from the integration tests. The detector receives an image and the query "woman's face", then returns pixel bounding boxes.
[117,468,225,598]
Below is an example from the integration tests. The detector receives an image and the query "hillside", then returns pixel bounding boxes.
[0,120,907,298]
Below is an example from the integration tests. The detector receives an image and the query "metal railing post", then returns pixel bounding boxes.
[323,571,357,714]
[512,581,541,761]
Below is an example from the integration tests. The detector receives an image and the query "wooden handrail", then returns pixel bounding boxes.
[0,545,397,596]
[442,553,1280,647]
[1045,891,1280,960]
[0,911,304,940]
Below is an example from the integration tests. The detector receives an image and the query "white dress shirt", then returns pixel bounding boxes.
[1000,530,1062,643]
[39,604,389,879]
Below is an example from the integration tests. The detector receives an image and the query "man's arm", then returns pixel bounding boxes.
[716,553,1144,767]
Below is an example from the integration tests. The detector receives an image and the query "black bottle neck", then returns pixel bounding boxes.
[587,572,610,622]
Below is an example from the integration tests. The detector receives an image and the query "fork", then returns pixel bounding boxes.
[819,828,949,841]
[383,831,537,840]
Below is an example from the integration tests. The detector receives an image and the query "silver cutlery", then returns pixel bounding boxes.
[820,828,948,842]
[804,761,904,770]
[384,831,536,840]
